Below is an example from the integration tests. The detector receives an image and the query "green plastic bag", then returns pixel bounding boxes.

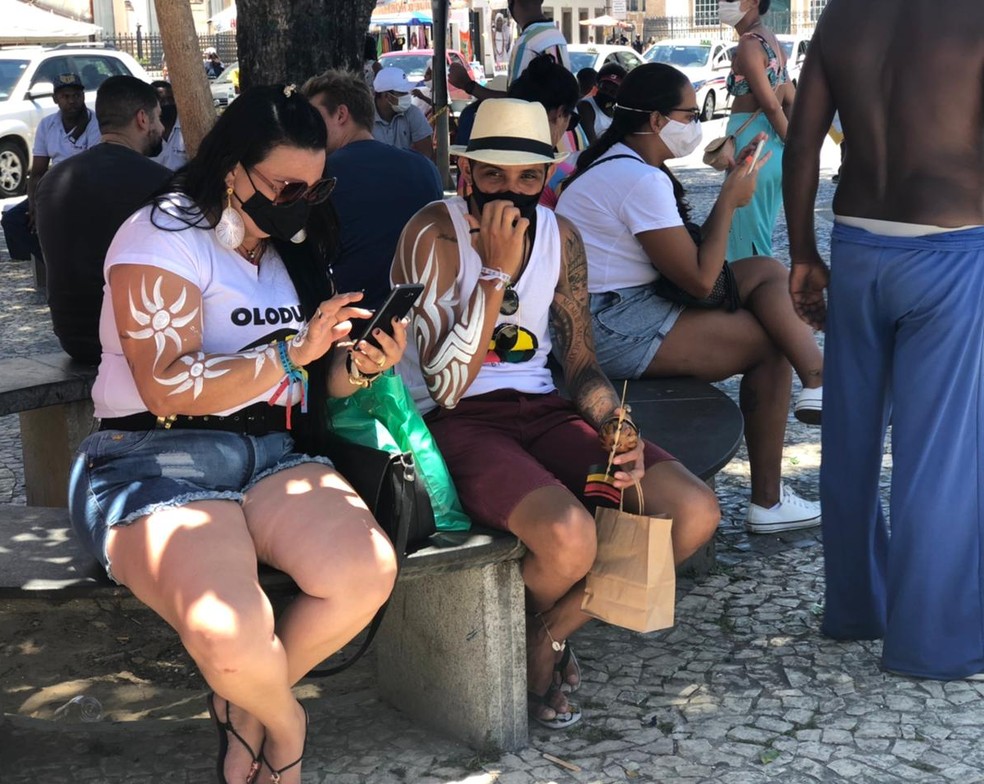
[327,372,471,532]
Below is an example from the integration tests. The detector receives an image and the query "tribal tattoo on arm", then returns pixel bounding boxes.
[111,265,296,416]
[550,220,621,430]
[393,211,489,408]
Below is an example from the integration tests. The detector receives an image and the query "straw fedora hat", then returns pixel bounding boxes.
[451,98,568,166]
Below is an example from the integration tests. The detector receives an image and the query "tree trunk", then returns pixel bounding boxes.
[154,0,215,158]
[237,0,376,90]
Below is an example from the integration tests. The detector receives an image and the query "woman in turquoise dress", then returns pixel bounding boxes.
[720,0,795,258]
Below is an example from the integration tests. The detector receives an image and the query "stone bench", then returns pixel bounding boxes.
[0,352,96,507]
[0,360,742,751]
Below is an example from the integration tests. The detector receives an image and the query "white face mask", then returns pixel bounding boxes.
[659,117,703,158]
[718,0,748,26]
[392,93,413,113]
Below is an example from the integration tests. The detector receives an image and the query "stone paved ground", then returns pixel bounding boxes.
[3,127,982,783]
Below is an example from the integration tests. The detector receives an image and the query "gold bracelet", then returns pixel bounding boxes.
[346,353,380,388]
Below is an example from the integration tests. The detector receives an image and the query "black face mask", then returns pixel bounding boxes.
[239,190,311,243]
[160,104,178,126]
[470,178,542,224]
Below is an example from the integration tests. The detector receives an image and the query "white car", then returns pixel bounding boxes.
[775,34,810,86]
[0,45,151,198]
[210,61,239,113]
[567,44,645,75]
[642,38,734,121]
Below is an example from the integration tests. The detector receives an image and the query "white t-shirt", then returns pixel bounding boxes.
[555,143,682,292]
[32,109,101,165]
[92,197,306,418]
[151,122,187,170]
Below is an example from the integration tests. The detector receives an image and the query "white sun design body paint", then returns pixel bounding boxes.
[126,275,281,399]
[400,221,486,408]
[292,320,310,348]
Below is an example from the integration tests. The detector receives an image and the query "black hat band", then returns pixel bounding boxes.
[466,136,554,157]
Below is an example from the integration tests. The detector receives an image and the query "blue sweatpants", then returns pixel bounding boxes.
[822,222,984,679]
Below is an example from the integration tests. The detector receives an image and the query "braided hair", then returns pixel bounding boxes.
[567,63,694,223]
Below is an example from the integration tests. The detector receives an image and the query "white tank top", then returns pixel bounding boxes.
[398,197,560,414]
[586,96,613,136]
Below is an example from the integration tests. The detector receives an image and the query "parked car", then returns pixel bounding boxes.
[642,38,734,121]
[567,44,644,75]
[775,34,810,86]
[0,44,150,198]
[379,49,477,107]
[210,61,239,113]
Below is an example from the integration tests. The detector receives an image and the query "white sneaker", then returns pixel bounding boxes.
[745,484,821,534]
[794,386,822,425]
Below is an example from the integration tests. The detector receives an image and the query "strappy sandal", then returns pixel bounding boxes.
[554,643,582,694]
[206,692,262,784]
[528,685,582,730]
[259,704,308,783]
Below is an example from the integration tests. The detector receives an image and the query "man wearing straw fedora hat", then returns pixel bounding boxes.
[393,99,719,730]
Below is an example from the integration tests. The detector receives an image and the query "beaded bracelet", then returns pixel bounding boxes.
[267,338,308,429]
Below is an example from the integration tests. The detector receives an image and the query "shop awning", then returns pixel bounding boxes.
[0,0,101,41]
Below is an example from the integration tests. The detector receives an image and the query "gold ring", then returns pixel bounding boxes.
[375,357,386,367]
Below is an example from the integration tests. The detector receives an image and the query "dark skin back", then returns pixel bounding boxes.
[783,0,984,329]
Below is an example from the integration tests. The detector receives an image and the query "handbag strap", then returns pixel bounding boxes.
[305,454,415,678]
[730,77,781,139]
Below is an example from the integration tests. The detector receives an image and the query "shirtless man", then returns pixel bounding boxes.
[783,0,984,681]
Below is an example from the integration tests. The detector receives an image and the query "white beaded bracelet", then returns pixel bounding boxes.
[479,266,512,291]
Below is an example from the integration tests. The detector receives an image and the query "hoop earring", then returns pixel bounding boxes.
[215,187,245,250]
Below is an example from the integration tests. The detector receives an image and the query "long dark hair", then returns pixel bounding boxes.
[568,63,693,223]
[151,85,338,455]
[507,53,579,114]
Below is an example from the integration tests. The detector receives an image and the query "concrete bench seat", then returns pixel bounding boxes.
[0,355,742,751]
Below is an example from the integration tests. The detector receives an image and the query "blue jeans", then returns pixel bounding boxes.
[69,428,332,580]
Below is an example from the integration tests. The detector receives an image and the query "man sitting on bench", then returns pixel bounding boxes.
[392,99,720,730]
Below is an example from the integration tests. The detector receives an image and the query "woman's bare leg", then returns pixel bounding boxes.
[731,256,824,389]
[105,501,295,783]
[646,307,792,507]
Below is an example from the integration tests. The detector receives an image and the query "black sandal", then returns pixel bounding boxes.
[260,704,308,783]
[206,692,262,784]
[554,643,582,693]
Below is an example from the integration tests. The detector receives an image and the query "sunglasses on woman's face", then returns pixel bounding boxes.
[246,166,337,206]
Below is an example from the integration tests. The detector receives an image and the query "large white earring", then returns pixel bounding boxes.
[290,228,307,244]
[215,187,244,250]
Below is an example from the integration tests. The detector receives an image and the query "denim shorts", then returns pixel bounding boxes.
[589,284,686,379]
[69,428,333,581]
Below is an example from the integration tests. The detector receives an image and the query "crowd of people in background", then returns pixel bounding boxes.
[2,0,982,778]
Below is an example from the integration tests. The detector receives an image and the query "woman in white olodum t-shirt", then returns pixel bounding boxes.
[69,86,406,784]
[557,63,824,536]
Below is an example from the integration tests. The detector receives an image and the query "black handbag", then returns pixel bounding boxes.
[652,255,742,312]
[306,435,436,677]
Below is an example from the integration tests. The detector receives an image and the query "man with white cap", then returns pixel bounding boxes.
[392,99,718,730]
[371,66,433,158]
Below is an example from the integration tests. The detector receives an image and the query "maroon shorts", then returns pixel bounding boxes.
[425,390,676,532]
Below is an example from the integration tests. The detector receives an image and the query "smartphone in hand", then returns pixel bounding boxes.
[746,138,766,175]
[350,283,424,350]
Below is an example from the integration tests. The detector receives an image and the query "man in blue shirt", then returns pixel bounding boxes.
[371,67,434,159]
[302,70,443,309]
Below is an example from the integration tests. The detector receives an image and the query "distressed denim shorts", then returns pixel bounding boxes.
[69,428,333,581]
[589,284,686,379]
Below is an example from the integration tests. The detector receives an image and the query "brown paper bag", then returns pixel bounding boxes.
[581,485,675,633]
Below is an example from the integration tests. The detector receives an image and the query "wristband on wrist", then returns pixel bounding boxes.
[268,338,308,429]
[479,266,512,291]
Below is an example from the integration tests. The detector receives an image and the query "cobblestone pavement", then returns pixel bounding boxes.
[4,132,982,784]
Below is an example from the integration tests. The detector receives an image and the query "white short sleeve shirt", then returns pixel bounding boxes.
[32,110,101,165]
[555,144,683,292]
